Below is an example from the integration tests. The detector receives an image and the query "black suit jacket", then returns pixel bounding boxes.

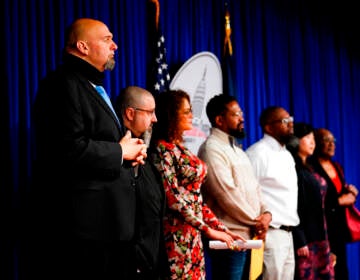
[32,54,136,242]
[310,157,352,279]
[310,158,350,254]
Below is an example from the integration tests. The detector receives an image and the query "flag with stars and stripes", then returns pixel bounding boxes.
[148,0,170,95]
[151,29,171,95]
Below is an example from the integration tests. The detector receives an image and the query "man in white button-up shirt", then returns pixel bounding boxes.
[246,106,299,280]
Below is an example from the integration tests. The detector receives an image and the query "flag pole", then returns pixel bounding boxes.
[224,4,233,56]
[150,0,160,30]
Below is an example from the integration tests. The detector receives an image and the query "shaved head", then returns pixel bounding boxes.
[65,18,101,49]
[117,86,154,114]
[115,86,157,138]
[64,18,117,71]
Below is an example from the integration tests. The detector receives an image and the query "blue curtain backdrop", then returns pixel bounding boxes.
[2,0,360,279]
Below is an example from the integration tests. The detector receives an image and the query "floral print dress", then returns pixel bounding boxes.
[153,140,227,280]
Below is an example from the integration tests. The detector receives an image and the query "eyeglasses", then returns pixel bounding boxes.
[230,111,243,117]
[182,107,193,115]
[269,116,294,125]
[322,137,336,143]
[132,107,156,116]
[223,110,244,117]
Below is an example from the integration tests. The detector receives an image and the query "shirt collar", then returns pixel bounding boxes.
[211,127,236,147]
[263,133,287,151]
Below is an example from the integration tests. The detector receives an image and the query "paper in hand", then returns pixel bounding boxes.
[209,239,262,250]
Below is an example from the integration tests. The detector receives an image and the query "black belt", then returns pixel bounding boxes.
[279,225,293,232]
[270,225,293,232]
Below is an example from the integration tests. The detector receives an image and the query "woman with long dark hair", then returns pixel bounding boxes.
[150,90,243,279]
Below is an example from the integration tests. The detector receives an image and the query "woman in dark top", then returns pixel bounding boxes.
[310,128,358,280]
[288,123,334,280]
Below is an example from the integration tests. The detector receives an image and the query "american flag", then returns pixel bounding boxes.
[152,29,171,95]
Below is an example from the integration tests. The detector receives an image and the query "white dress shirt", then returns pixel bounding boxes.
[246,134,299,228]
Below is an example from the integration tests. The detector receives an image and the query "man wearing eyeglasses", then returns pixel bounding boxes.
[246,106,299,280]
[198,94,272,280]
[114,86,167,280]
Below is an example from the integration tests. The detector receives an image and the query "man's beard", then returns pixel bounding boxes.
[142,127,152,148]
[229,127,246,139]
[104,58,115,70]
[279,133,294,145]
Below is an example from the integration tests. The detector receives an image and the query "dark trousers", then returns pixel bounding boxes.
[204,240,250,280]
[26,238,136,280]
[71,239,137,280]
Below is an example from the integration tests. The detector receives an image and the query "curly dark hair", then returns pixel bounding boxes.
[151,89,190,144]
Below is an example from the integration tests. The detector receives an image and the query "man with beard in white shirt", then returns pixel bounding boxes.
[246,106,299,280]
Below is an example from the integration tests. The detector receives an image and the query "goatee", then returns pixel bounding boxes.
[104,58,115,71]
[142,128,152,148]
[280,133,294,145]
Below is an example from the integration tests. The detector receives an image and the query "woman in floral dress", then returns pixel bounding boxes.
[150,90,243,280]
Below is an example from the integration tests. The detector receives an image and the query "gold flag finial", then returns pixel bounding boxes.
[151,0,160,30]
[224,9,233,56]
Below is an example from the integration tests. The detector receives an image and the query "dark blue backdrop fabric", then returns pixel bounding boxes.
[2,0,360,279]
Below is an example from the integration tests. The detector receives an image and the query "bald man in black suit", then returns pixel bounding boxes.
[30,18,146,280]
